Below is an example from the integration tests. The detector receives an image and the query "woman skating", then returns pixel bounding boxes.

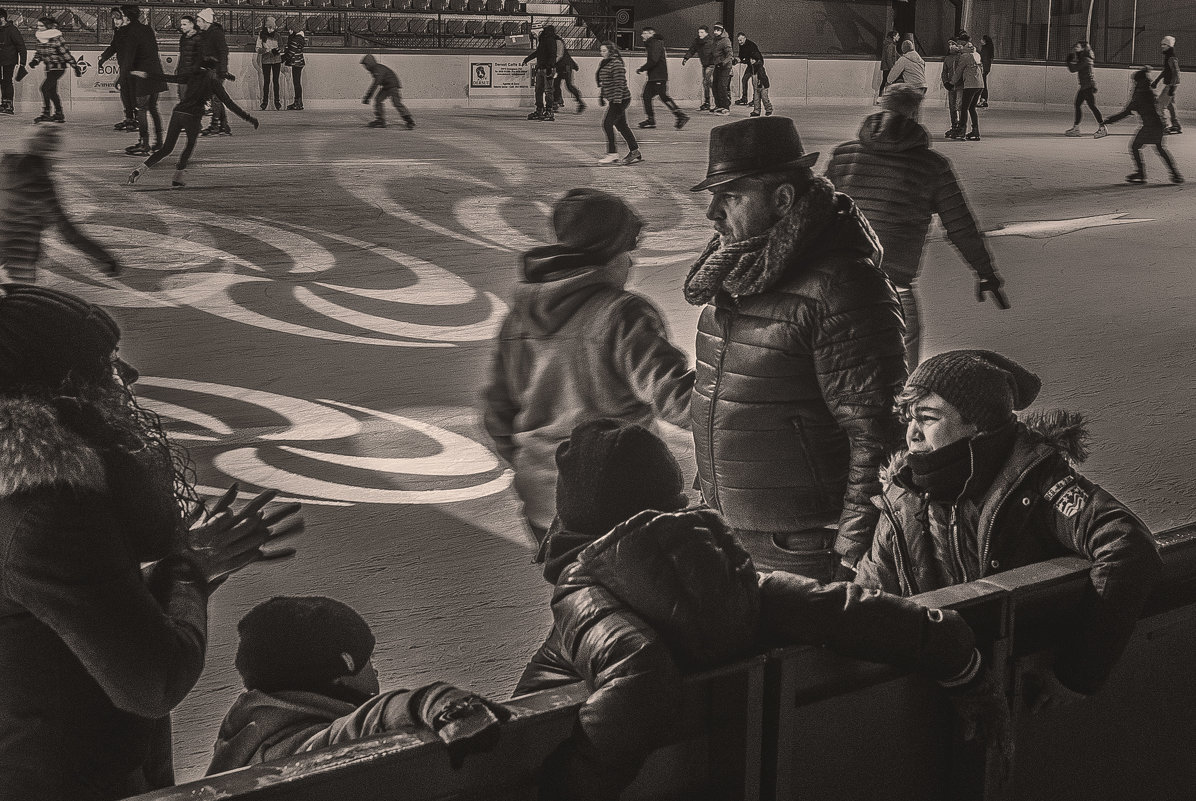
[1105,67,1183,184]
[126,56,258,188]
[596,41,641,165]
[1065,41,1108,138]
[256,16,283,111]
[28,17,81,123]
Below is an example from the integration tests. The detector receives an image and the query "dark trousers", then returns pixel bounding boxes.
[136,91,162,145]
[739,65,750,101]
[292,65,303,103]
[602,98,636,153]
[981,70,990,101]
[700,64,713,104]
[119,72,137,120]
[210,77,228,128]
[533,67,553,113]
[553,69,581,106]
[144,110,201,170]
[1131,129,1180,179]
[40,69,64,114]
[878,67,891,97]
[1074,87,1104,126]
[1,63,14,103]
[374,86,412,122]
[712,64,732,109]
[961,87,981,130]
[261,62,280,105]
[641,79,679,121]
[1159,85,1178,128]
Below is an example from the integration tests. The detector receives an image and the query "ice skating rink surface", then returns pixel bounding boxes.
[10,100,1194,778]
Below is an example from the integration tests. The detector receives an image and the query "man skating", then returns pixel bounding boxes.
[97,7,136,130]
[118,5,167,157]
[195,7,232,136]
[681,25,715,111]
[0,8,24,115]
[1152,36,1181,134]
[636,27,688,130]
[521,24,559,121]
[1105,66,1183,184]
[361,54,414,129]
[710,23,733,114]
[734,32,760,105]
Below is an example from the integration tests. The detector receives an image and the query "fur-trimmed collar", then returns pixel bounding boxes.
[0,397,106,499]
[882,409,1090,487]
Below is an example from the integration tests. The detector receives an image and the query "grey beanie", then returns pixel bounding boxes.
[905,350,1041,431]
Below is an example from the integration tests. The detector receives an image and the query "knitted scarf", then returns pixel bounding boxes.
[683,176,838,306]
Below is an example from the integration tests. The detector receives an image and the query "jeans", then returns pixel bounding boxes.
[1131,129,1180,179]
[1,63,14,104]
[948,87,962,128]
[961,87,981,130]
[1074,87,1104,126]
[739,65,750,101]
[712,64,732,109]
[210,77,227,127]
[641,79,679,121]
[1158,85,1178,128]
[261,62,280,105]
[119,72,137,120]
[895,285,921,372]
[878,67,891,97]
[374,86,412,122]
[553,69,582,106]
[144,110,201,170]
[602,98,636,153]
[291,65,303,103]
[701,64,713,105]
[40,69,64,114]
[752,74,772,114]
[533,67,553,113]
[136,91,162,145]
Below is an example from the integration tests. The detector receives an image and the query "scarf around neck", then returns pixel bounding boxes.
[905,422,1019,502]
[683,176,839,306]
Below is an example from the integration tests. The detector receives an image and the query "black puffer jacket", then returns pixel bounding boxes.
[855,411,1164,694]
[824,111,994,287]
[177,30,202,77]
[515,509,759,801]
[691,192,906,566]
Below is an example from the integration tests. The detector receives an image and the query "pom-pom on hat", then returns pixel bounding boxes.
[235,596,376,693]
[0,285,121,395]
[555,419,689,538]
[551,188,643,263]
[905,350,1042,431]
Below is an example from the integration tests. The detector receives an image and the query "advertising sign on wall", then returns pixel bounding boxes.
[468,58,533,96]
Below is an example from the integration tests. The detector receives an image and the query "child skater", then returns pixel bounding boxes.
[361,54,414,129]
[126,56,258,188]
[1105,66,1183,184]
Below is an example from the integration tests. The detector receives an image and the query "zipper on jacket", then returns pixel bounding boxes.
[880,491,920,595]
[706,306,731,510]
[949,504,970,584]
[979,450,1053,577]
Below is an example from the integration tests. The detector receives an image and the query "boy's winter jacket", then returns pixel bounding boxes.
[29,29,78,72]
[881,38,899,71]
[1,154,116,281]
[1066,49,1096,89]
[177,30,202,77]
[596,53,630,104]
[711,30,733,68]
[683,34,714,67]
[282,30,306,67]
[198,21,229,73]
[951,43,984,89]
[482,247,693,532]
[0,397,209,800]
[824,111,994,287]
[887,49,926,89]
[362,53,400,96]
[854,412,1164,695]
[516,509,760,800]
[256,28,283,65]
[640,33,668,81]
[1,19,28,67]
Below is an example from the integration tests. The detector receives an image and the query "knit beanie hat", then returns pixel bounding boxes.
[551,188,643,264]
[235,596,376,692]
[120,4,139,20]
[0,285,121,395]
[901,39,914,53]
[881,84,924,120]
[196,7,213,23]
[263,15,276,27]
[555,419,689,538]
[1162,35,1176,48]
[905,350,1041,431]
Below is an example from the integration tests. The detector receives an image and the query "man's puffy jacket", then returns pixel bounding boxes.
[711,31,733,68]
[683,34,714,67]
[824,111,994,287]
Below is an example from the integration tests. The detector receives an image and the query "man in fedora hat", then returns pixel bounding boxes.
[684,116,906,582]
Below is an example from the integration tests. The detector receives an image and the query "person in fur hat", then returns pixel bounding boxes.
[0,285,301,799]
[207,596,509,774]
[855,350,1163,709]
[519,418,1008,799]
[482,189,693,544]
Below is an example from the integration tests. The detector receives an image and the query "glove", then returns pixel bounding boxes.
[225,73,236,82]
[946,665,1013,787]
[249,116,260,129]
[682,57,689,65]
[271,48,280,55]
[412,682,511,769]
[976,274,1005,304]
[636,66,644,73]
[28,58,40,69]
[944,82,954,90]
[832,560,856,583]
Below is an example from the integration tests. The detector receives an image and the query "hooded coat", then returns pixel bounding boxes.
[1157,47,1180,86]
[1,19,28,67]
[886,48,926,89]
[683,34,714,67]
[361,53,400,96]
[823,111,994,287]
[854,411,1163,695]
[641,33,668,81]
[711,30,733,68]
[1066,48,1097,90]
[482,247,693,532]
[0,397,209,800]
[690,188,906,566]
[515,509,760,801]
[951,43,984,89]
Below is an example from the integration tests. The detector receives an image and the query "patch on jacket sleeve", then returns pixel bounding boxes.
[1054,483,1091,518]
[1044,475,1076,504]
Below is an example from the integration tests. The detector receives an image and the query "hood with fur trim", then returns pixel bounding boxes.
[0,397,106,499]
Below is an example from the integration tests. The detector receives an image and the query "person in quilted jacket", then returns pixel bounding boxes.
[686,116,906,582]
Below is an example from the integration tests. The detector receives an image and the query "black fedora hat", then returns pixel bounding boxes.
[691,117,819,192]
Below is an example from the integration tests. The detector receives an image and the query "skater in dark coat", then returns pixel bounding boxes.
[0,8,26,115]
[195,7,232,135]
[681,25,715,111]
[361,54,414,129]
[127,57,259,188]
[1065,41,1107,138]
[1151,36,1181,133]
[552,42,584,114]
[522,24,559,120]
[1105,66,1183,184]
[98,8,137,129]
[118,6,168,157]
[636,27,688,130]
[282,29,305,109]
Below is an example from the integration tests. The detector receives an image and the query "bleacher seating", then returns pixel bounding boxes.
[447,0,465,12]
[443,16,464,35]
[466,0,484,12]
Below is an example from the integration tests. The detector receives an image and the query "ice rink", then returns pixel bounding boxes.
[8,98,1194,779]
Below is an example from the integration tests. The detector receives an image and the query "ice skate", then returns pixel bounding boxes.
[1167,125,1182,134]
[172,169,187,188]
[620,149,643,165]
[965,130,981,141]
[0,101,13,115]
[543,111,555,121]
[124,142,152,156]
[1093,125,1109,139]
[259,101,268,111]
[637,119,655,128]
[216,126,232,136]
[286,102,304,110]
[526,111,543,120]
[598,153,621,165]
[50,113,64,124]
[749,111,760,117]
[274,100,282,111]
[367,118,386,128]
[127,166,144,185]
[405,118,416,129]
[1171,173,1184,184]
[575,101,586,114]
[674,112,689,130]
[33,110,52,123]
[1064,125,1083,136]
[698,102,710,111]
[713,107,729,115]
[1125,172,1146,183]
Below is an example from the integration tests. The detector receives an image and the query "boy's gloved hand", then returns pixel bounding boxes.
[412,682,511,769]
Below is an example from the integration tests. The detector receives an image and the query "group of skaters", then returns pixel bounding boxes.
[0,42,1174,793]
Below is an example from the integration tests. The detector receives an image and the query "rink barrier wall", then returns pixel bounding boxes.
[11,51,1196,113]
[130,521,1196,801]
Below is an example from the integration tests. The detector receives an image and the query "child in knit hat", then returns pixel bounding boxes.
[855,349,1163,708]
[482,188,694,545]
[208,596,510,774]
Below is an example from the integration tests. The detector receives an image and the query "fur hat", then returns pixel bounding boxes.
[0,285,121,395]
[905,350,1041,431]
[196,7,213,23]
[235,596,376,692]
[554,419,688,537]
[881,84,924,120]
[551,188,642,262]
